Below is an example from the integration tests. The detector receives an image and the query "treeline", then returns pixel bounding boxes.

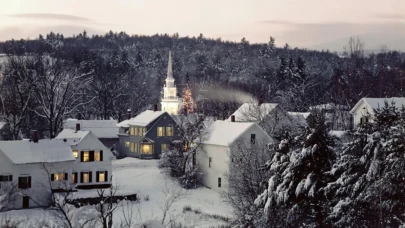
[0,31,404,138]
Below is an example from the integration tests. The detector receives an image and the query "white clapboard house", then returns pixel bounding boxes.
[196,117,273,192]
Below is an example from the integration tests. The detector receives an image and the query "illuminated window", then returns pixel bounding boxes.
[52,173,65,181]
[72,150,78,158]
[82,172,89,183]
[125,141,130,147]
[166,127,173,136]
[94,151,101,161]
[130,127,136,136]
[141,144,153,154]
[83,151,89,162]
[161,144,168,151]
[157,127,165,137]
[71,173,77,184]
[138,127,145,136]
[99,172,105,182]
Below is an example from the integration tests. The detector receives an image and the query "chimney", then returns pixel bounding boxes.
[127,109,131,120]
[76,123,80,132]
[32,130,38,143]
[231,115,235,122]
[258,95,263,106]
[154,104,158,112]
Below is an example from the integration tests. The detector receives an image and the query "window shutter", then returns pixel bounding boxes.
[9,175,12,182]
[89,151,94,162]
[100,151,103,161]
[28,176,31,188]
[80,172,84,183]
[0,175,3,181]
[96,171,100,182]
[18,177,22,188]
[51,174,55,181]
[89,172,92,183]
[80,151,84,162]
[105,171,108,182]
[74,173,78,184]
[64,173,68,181]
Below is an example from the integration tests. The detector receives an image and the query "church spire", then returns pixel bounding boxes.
[167,51,174,80]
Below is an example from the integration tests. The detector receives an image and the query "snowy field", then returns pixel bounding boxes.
[0,158,233,227]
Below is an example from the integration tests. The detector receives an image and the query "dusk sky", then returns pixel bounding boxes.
[1,0,405,51]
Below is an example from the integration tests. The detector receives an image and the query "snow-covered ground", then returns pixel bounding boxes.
[0,158,233,227]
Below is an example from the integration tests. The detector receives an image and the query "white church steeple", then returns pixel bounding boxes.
[161,51,182,115]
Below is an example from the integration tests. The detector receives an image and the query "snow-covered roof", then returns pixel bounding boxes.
[288,112,311,126]
[350,97,405,114]
[310,103,350,111]
[64,119,118,138]
[202,120,256,146]
[117,110,166,128]
[0,122,6,130]
[55,129,90,146]
[226,103,279,122]
[0,139,75,164]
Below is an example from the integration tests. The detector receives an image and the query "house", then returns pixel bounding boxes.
[309,103,352,130]
[55,124,114,189]
[0,132,75,210]
[226,102,296,135]
[63,119,119,149]
[196,119,273,193]
[287,112,311,127]
[117,107,179,159]
[350,97,405,126]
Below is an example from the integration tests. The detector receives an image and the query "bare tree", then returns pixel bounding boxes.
[0,182,20,212]
[0,55,37,139]
[95,180,120,228]
[343,36,365,60]
[32,54,93,138]
[158,181,186,225]
[226,140,271,226]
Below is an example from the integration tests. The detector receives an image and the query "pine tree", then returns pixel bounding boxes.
[255,110,335,227]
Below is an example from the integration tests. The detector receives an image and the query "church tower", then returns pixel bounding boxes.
[161,51,182,115]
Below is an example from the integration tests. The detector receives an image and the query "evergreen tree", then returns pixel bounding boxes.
[181,86,194,114]
[255,110,335,227]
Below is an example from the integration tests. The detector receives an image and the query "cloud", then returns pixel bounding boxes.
[373,13,405,20]
[8,13,92,22]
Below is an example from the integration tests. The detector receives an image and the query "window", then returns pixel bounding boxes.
[141,144,153,154]
[157,127,165,137]
[131,143,137,153]
[18,176,31,189]
[22,196,29,209]
[71,173,78,184]
[209,157,212,168]
[138,127,146,136]
[94,151,101,161]
[83,151,89,162]
[251,134,256,144]
[166,127,173,136]
[130,127,136,136]
[218,177,222,188]
[161,143,168,151]
[81,172,92,183]
[51,173,67,181]
[360,116,369,124]
[125,141,130,147]
[96,171,108,182]
[0,175,12,182]
[73,150,78,158]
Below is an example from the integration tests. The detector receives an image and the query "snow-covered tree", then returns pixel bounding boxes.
[181,86,194,115]
[255,110,335,227]
[326,101,405,227]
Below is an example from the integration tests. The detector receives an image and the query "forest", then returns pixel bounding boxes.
[0,30,405,139]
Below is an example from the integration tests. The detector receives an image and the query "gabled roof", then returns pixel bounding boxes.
[288,112,311,126]
[0,139,75,164]
[226,103,279,122]
[55,129,91,146]
[350,97,405,114]
[202,120,262,146]
[117,110,166,128]
[63,119,118,138]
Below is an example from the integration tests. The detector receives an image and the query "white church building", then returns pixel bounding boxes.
[161,51,182,115]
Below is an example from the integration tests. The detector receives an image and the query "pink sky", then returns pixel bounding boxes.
[1,0,405,51]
